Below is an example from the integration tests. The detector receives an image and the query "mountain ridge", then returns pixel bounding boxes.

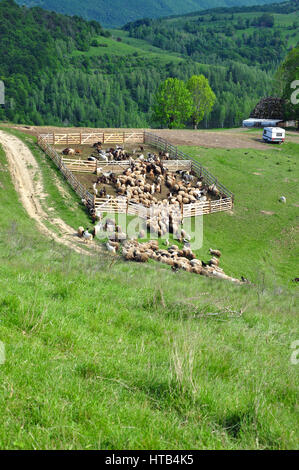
[16,0,286,27]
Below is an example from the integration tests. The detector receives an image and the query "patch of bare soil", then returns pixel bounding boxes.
[6,124,299,150]
[260,211,275,215]
[0,130,102,256]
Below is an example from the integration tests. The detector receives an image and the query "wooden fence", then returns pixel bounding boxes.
[94,197,127,214]
[93,196,232,219]
[182,198,233,218]
[39,131,145,146]
[37,136,94,209]
[62,157,192,174]
[144,131,234,201]
[38,131,234,219]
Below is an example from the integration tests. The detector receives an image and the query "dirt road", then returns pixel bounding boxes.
[0,130,100,255]
[8,124,299,150]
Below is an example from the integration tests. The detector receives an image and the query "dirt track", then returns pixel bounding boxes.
[0,130,101,255]
[8,124,299,150]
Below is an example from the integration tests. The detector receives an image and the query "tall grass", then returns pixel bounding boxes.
[0,133,298,449]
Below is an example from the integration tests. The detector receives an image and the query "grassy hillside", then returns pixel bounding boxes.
[183,139,299,284]
[124,1,299,70]
[0,128,298,449]
[16,0,286,27]
[0,0,274,129]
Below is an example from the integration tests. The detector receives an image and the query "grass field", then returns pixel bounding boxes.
[72,33,184,65]
[0,130,298,450]
[182,142,299,286]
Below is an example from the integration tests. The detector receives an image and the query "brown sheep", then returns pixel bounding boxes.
[62,147,75,155]
[209,248,222,258]
[77,226,85,238]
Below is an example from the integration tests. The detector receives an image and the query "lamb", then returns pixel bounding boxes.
[209,248,222,258]
[109,240,120,251]
[92,223,103,238]
[93,141,102,149]
[106,241,116,254]
[209,257,220,267]
[77,226,85,238]
[83,228,93,244]
[62,147,75,155]
[208,184,220,196]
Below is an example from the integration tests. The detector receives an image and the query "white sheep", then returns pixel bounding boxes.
[106,241,116,254]
[83,228,93,244]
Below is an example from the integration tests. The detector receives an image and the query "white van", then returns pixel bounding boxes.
[263,127,285,144]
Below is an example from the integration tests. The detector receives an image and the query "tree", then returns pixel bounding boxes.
[186,75,216,129]
[275,46,299,122]
[257,13,275,28]
[152,78,193,128]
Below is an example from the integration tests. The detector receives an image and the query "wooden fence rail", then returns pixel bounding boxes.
[40,132,145,146]
[62,157,192,174]
[37,136,94,209]
[38,131,234,219]
[144,131,234,201]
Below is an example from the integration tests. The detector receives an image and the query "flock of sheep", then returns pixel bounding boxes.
[93,155,220,207]
[122,240,242,283]
[77,219,243,284]
[70,142,241,284]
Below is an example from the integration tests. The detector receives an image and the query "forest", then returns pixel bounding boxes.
[0,0,297,128]
[15,0,286,28]
[123,2,299,70]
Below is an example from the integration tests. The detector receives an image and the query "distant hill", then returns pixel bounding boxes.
[0,0,276,129]
[16,0,286,27]
[123,1,299,71]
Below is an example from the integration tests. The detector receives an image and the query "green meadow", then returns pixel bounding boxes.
[0,129,298,449]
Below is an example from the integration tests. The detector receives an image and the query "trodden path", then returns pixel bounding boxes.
[0,130,101,256]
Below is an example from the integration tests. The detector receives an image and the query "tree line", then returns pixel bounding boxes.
[0,0,278,129]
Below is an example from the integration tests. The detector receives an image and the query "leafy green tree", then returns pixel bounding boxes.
[152,78,193,128]
[257,13,275,28]
[186,75,216,129]
[276,46,299,121]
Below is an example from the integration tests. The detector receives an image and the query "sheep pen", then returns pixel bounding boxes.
[36,131,242,282]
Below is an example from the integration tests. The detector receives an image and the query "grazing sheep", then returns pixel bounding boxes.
[106,241,117,254]
[83,228,93,244]
[62,148,75,155]
[77,226,85,238]
[209,257,219,267]
[209,248,222,258]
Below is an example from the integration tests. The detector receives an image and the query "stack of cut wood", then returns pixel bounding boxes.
[250,97,285,119]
